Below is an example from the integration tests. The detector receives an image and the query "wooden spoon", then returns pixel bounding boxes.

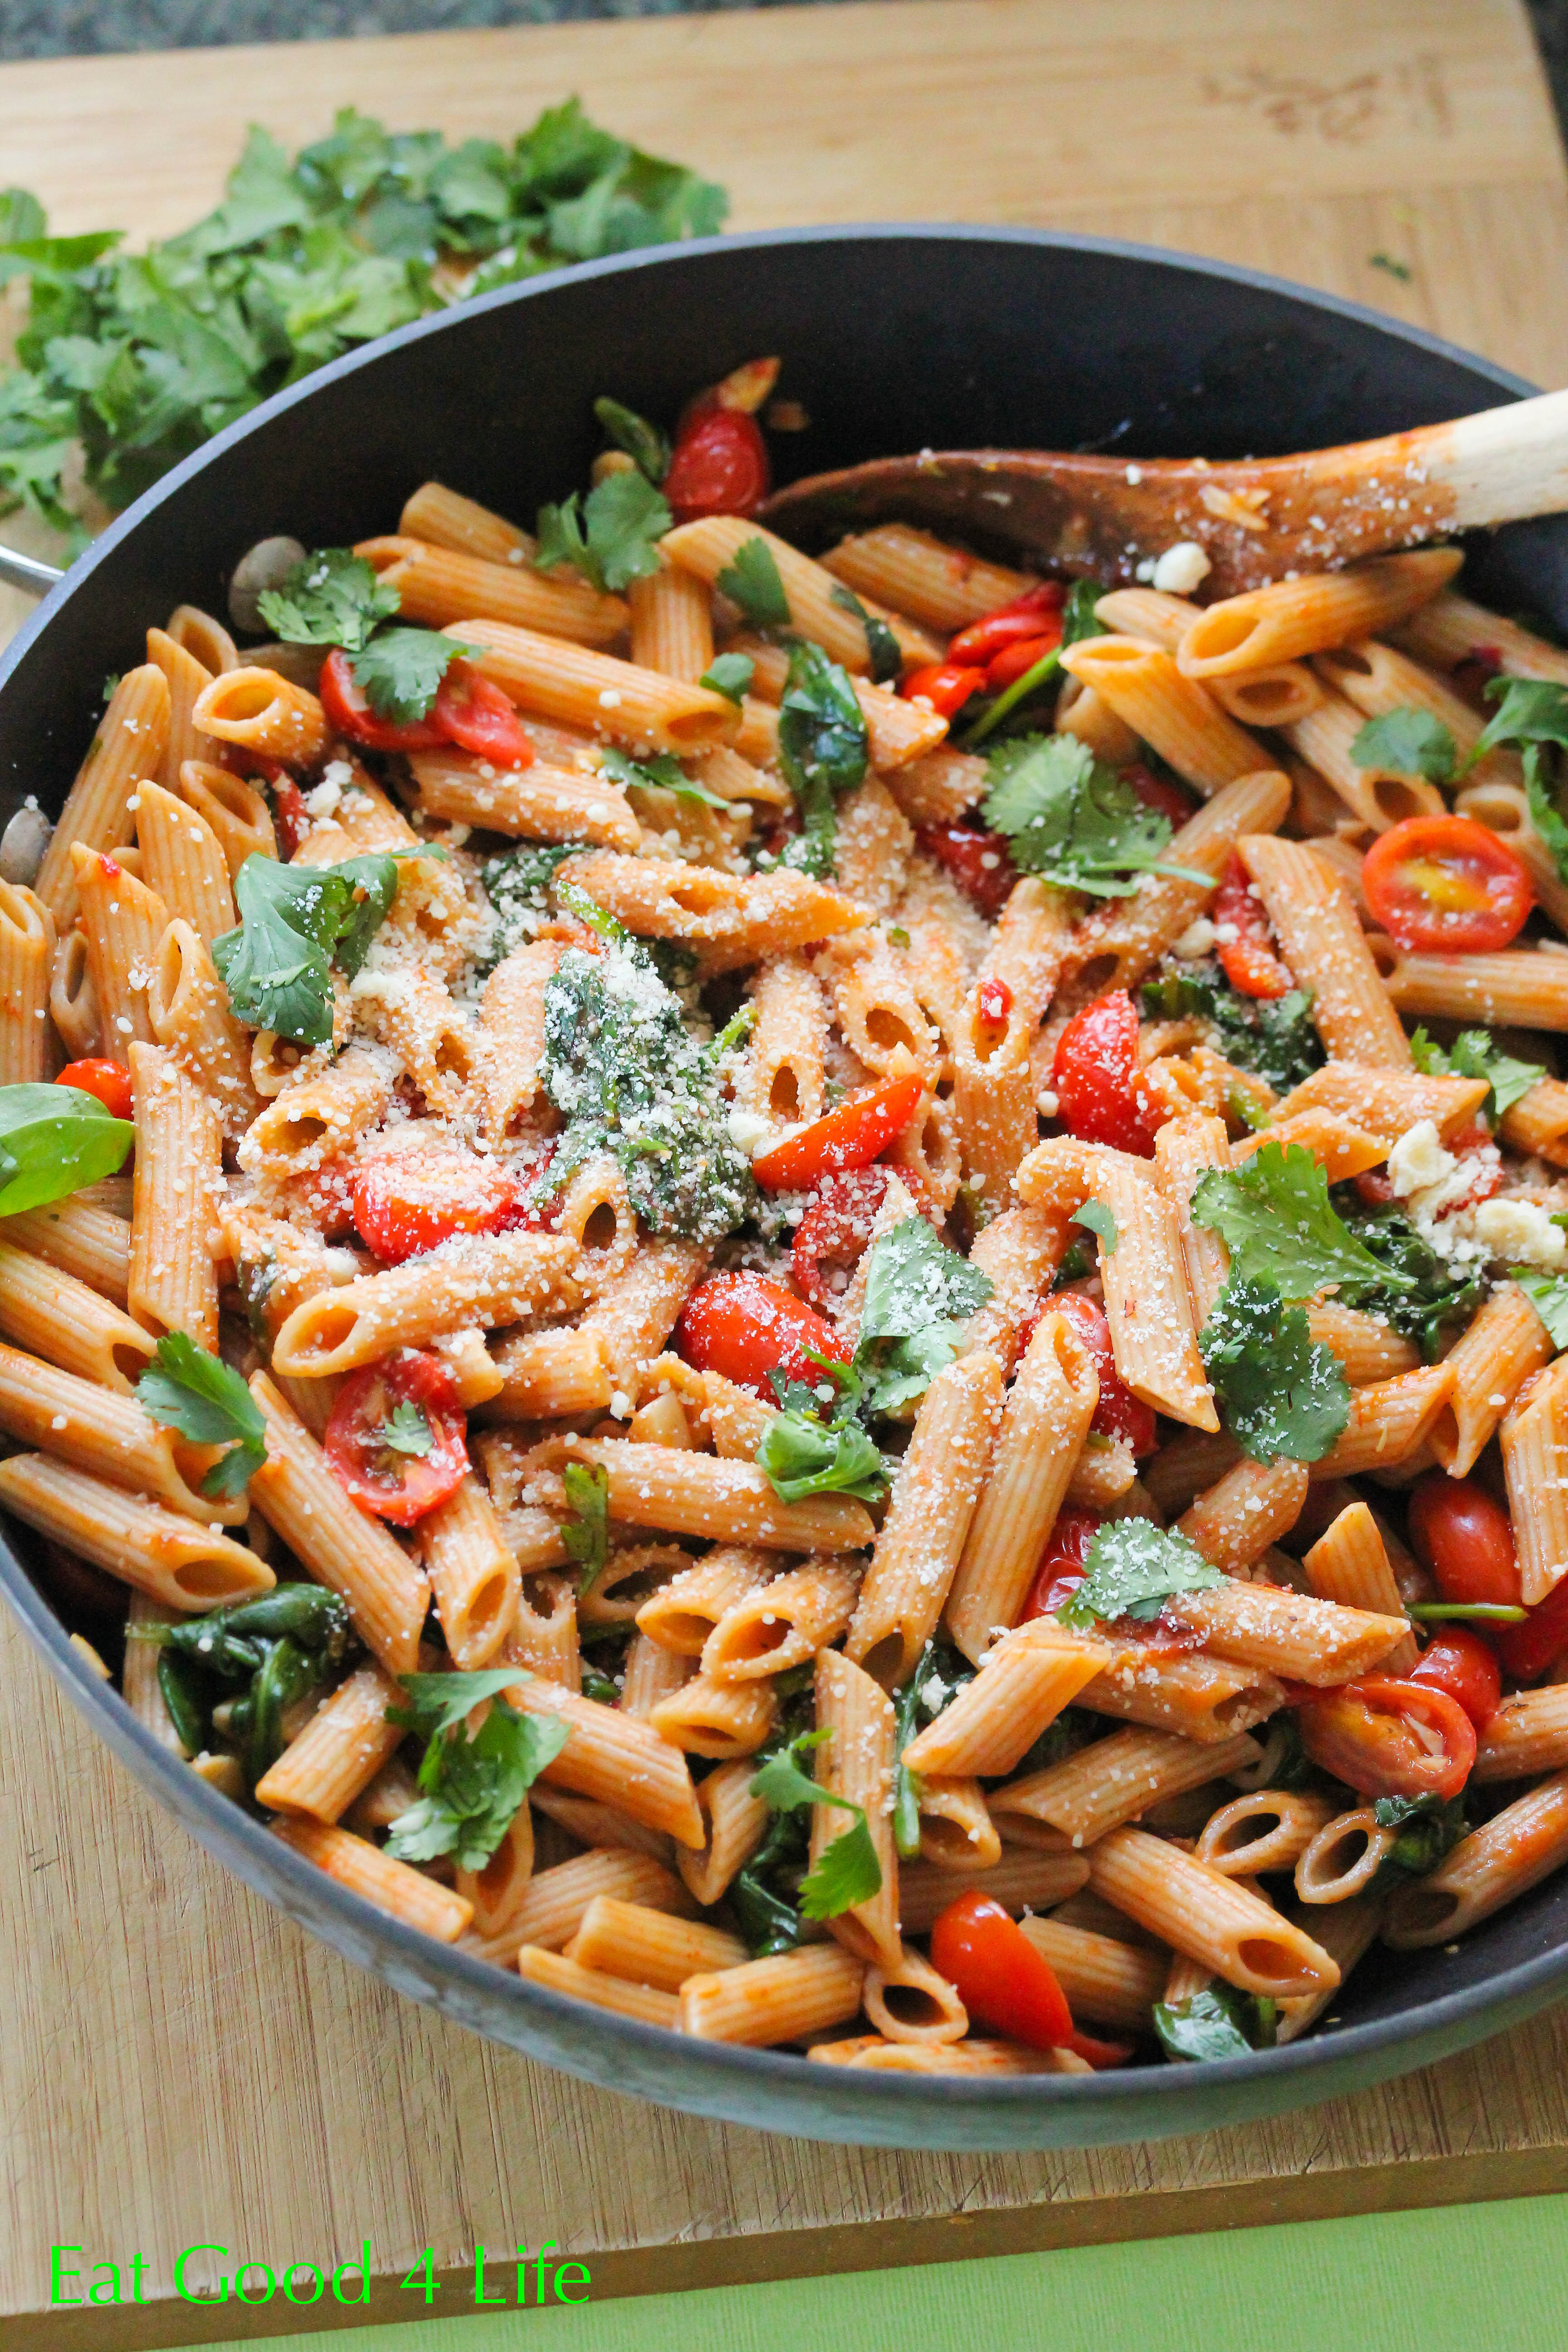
[759,386,1568,596]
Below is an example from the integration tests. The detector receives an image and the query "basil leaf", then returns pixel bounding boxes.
[0,1083,132,1215]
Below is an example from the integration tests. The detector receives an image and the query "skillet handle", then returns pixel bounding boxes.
[0,547,65,598]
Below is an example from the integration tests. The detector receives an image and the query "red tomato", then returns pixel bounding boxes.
[1409,1629,1503,1730]
[268,773,310,857]
[1021,1508,1102,1622]
[790,1167,934,1308]
[663,407,769,523]
[751,1072,924,1192]
[899,662,987,719]
[914,823,1018,921]
[318,647,446,753]
[56,1058,133,1121]
[977,976,1014,1029]
[930,1890,1074,2048]
[432,666,535,767]
[353,1149,533,1265]
[1362,815,1533,953]
[324,1350,469,1526]
[1213,852,1293,1000]
[1495,1577,1568,1683]
[1052,1290,1157,1455]
[675,1272,849,1404]
[947,584,1066,667]
[1123,762,1196,827]
[983,630,1063,691]
[1407,1473,1522,1608]
[1296,1676,1476,1801]
[1441,1124,1504,1213]
[1051,990,1157,1159]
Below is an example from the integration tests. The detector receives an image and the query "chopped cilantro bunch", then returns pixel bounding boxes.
[1410,1027,1545,1128]
[535,470,672,595]
[980,735,1204,898]
[257,543,476,723]
[1142,960,1323,1093]
[0,104,726,542]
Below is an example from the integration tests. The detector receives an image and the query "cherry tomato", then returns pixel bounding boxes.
[1051,990,1158,1159]
[947,584,1066,667]
[914,823,1017,921]
[1409,1628,1503,1730]
[983,631,1063,691]
[1495,1577,1568,1683]
[324,1349,469,1526]
[56,1058,133,1121]
[267,773,310,857]
[1407,1472,1522,1608]
[1296,1676,1476,1801]
[1021,1508,1102,1622]
[1362,815,1533,953]
[1052,1290,1157,1455]
[664,407,769,523]
[353,1149,533,1265]
[431,665,535,767]
[1213,852,1293,1000]
[675,1272,849,1404]
[318,647,446,753]
[977,976,1013,1030]
[790,1167,934,1308]
[751,1072,924,1192]
[1123,762,1196,827]
[930,1890,1074,2048]
[899,662,987,720]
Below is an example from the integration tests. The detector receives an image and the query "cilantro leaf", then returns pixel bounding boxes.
[716,535,790,629]
[0,1083,132,1215]
[256,546,400,651]
[1472,676,1568,765]
[1527,747,1568,887]
[592,394,669,484]
[853,1215,994,1414]
[376,1400,432,1457]
[747,1728,883,1918]
[561,1460,611,1594]
[599,745,727,810]
[756,1394,887,1504]
[699,652,755,706]
[535,469,671,594]
[1072,1200,1117,1254]
[1199,1274,1350,1465]
[386,1667,568,1875]
[1191,1143,1410,1306]
[1141,960,1323,1094]
[776,641,870,879]
[981,735,1204,899]
[348,627,473,724]
[1513,1269,1568,1348]
[1060,580,1106,648]
[212,850,400,1043]
[135,1332,268,1497]
[1410,1026,1545,1126]
[1055,1519,1222,1630]
[1154,1984,1278,2062]
[1350,708,1458,784]
[829,583,902,685]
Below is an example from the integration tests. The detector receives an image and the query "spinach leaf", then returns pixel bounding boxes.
[852,1215,993,1414]
[1072,1200,1117,1254]
[699,652,755,706]
[479,840,594,971]
[829,583,902,685]
[0,1083,132,1215]
[756,1359,888,1504]
[212,849,401,1044]
[561,1460,611,1594]
[600,745,728,809]
[1154,1984,1278,2062]
[1329,1187,1489,1361]
[147,1582,351,1784]
[1059,580,1105,648]
[776,641,869,879]
[1369,1792,1467,1892]
[1141,960,1324,1093]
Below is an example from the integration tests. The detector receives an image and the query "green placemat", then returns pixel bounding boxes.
[175,2192,1568,2352]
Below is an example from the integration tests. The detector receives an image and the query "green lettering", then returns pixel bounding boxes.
[173,2245,227,2302]
[49,2249,84,2306]
[331,2240,371,2305]
[283,2261,323,2306]
[234,2261,275,2306]
[555,2262,591,2303]
[474,2246,505,2307]
[400,2248,437,2306]
[88,2262,122,2308]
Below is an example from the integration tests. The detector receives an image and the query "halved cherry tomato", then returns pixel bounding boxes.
[1495,1576,1568,1683]
[947,584,1067,668]
[1409,1629,1503,1730]
[1123,762,1196,827]
[1052,1290,1157,1455]
[983,630,1063,691]
[1051,990,1158,1159]
[928,1889,1132,2065]
[1213,852,1293,1000]
[1296,1675,1476,1801]
[790,1166,934,1307]
[899,662,987,720]
[352,1149,533,1265]
[1407,1472,1522,1609]
[675,1272,849,1403]
[266,773,310,856]
[56,1058,133,1121]
[664,407,769,523]
[324,1349,469,1526]
[1362,815,1533,953]
[751,1072,924,1192]
[913,823,1017,921]
[977,976,1013,1030]
[1021,1508,1102,1622]
[431,665,535,768]
[318,648,447,753]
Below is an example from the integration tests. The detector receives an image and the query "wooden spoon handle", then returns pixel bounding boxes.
[1386,387,1568,529]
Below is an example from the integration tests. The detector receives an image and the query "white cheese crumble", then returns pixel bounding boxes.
[725,1107,774,1156]
[1151,541,1213,595]
[1473,1197,1568,1271]
[1172,916,1217,959]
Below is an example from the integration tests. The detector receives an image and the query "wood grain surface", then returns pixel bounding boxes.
[4,0,1568,2343]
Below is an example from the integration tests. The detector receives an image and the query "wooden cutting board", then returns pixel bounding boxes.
[5,0,1568,2343]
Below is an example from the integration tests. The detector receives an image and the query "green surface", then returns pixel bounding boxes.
[177,2192,1568,2352]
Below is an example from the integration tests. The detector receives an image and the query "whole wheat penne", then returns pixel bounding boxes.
[822,524,1035,632]
[1056,676,1142,762]
[1195,1788,1340,1878]
[555,849,863,970]
[960,1204,1072,1372]
[1163,1578,1409,1684]
[0,1452,272,1610]
[1310,1362,1455,1481]
[701,1558,862,1680]
[1016,1916,1169,2031]
[811,1649,899,1969]
[146,918,260,1137]
[619,1631,693,1720]
[73,845,170,1058]
[1153,1112,1231,1329]
[1060,638,1268,797]
[1282,686,1446,834]
[1306,1302,1420,1387]
[451,1809,536,1940]
[36,665,170,927]
[407,746,640,851]
[1093,1156,1219,1431]
[503,1675,703,1848]
[122,1590,186,1754]
[127,1044,223,1352]
[1141,1428,1244,1519]
[581,1246,713,1411]
[1238,833,1411,1066]
[1432,1283,1555,1479]
[399,481,533,565]
[566,1895,746,1989]
[1088,1825,1340,1996]
[862,1944,970,2044]
[663,516,937,672]
[680,1944,866,2045]
[916,1775,1002,1871]
[0,882,54,1083]
[270,1231,582,1378]
[884,745,988,826]
[627,559,715,682]
[528,1787,671,1865]
[649,1670,777,1759]
[516,1945,679,2026]
[1300,1502,1418,1674]
[466,1849,694,1967]
[1272,1063,1488,1144]
[561,1438,874,1555]
[1176,550,1462,678]
[1377,943,1568,1031]
[678,1757,770,1906]
[446,619,738,756]
[0,1337,246,1524]
[1474,1687,1568,1782]
[1502,1356,1568,1605]
[903,1625,1111,1779]
[418,1475,519,1669]
[193,667,327,766]
[1383,1769,1568,1946]
[360,531,627,646]
[274,1818,471,1942]
[636,1547,772,1654]
[816,2037,1092,2075]
[1501,1076,1568,1166]
[1391,588,1568,685]
[991,1726,1261,1848]
[1176,1458,1310,1575]
[0,1243,151,1390]
[1274,1893,1384,2041]
[254,1662,405,1822]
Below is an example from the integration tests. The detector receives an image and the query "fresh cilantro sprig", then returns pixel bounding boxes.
[748,1727,883,1918]
[258,547,399,650]
[776,641,869,879]
[852,1215,994,1414]
[980,735,1205,898]
[376,1399,433,1457]
[1054,1519,1222,1631]
[599,745,728,810]
[0,1082,132,1215]
[757,1356,888,1505]
[1191,1143,1411,1306]
[1410,1026,1545,1127]
[829,583,902,685]
[1154,1983,1278,2063]
[699,652,755,706]
[561,1460,611,1595]
[350,627,476,723]
[136,1333,269,1498]
[213,848,404,1044]
[1199,1274,1350,1465]
[1350,708,1460,784]
[384,1668,569,1875]
[1350,680,1568,887]
[716,535,790,629]
[1072,1200,1118,1255]
[534,468,671,594]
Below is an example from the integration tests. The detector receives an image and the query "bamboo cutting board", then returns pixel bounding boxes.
[5,0,1568,2342]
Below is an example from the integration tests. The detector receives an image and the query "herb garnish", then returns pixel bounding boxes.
[1199,1274,1349,1465]
[385,1667,568,1874]
[716,535,790,629]
[981,735,1203,897]
[1054,1519,1223,1630]
[0,1082,133,1215]
[534,468,671,594]
[136,1333,270,1498]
